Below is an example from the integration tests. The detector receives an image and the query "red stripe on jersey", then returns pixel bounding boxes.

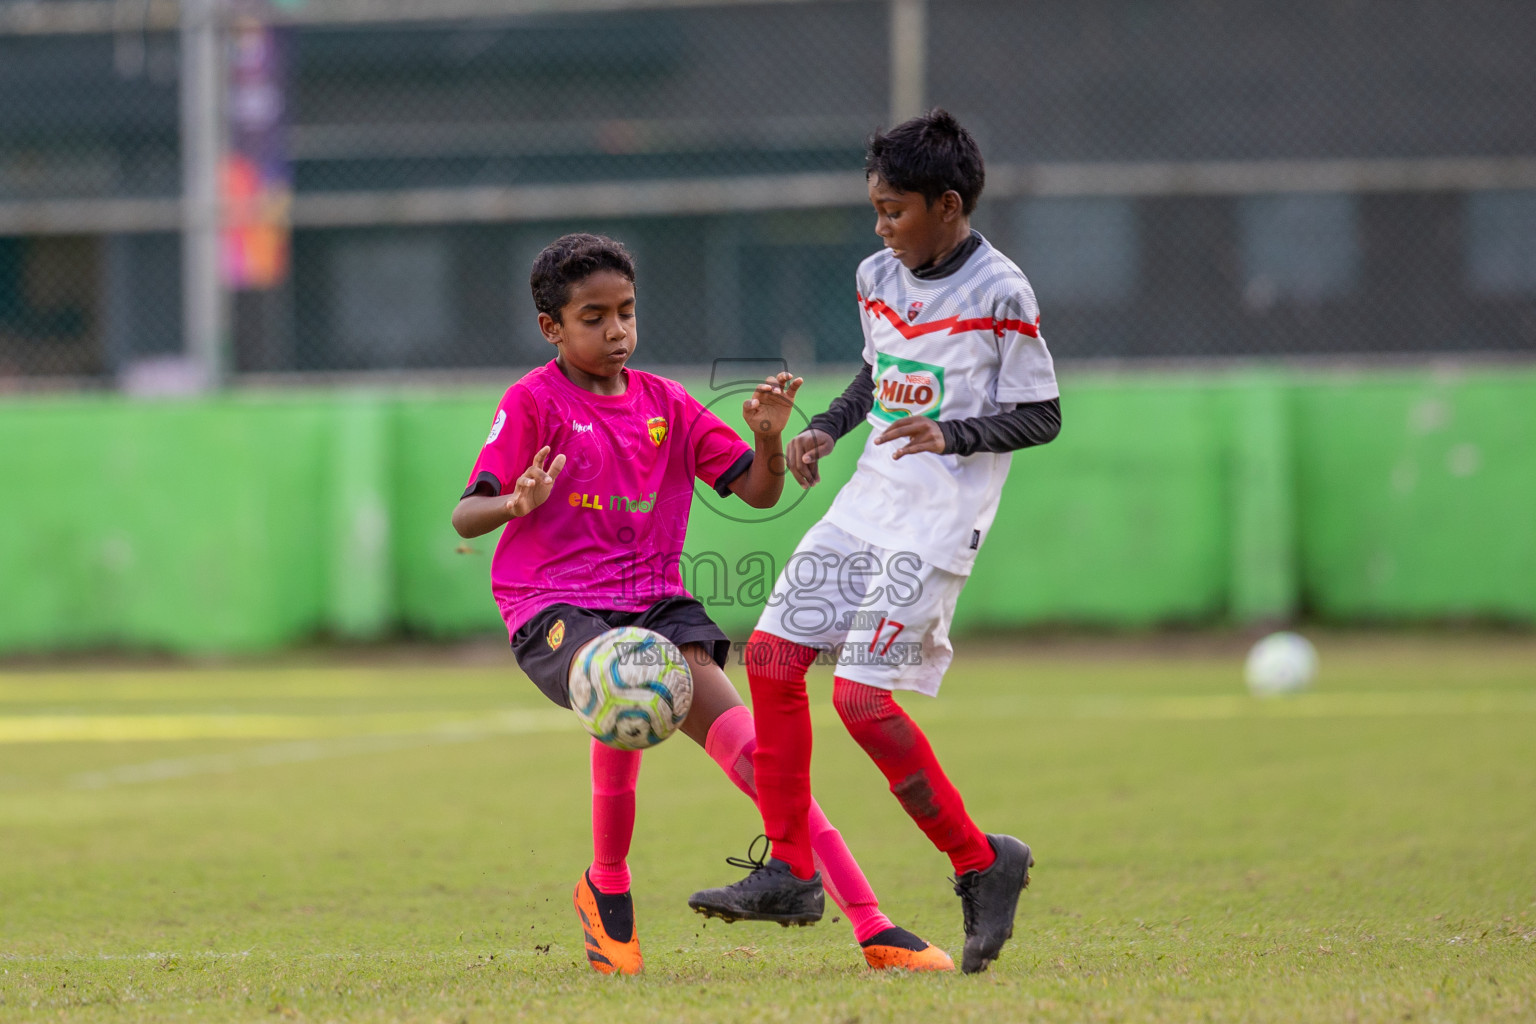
[858,294,1040,339]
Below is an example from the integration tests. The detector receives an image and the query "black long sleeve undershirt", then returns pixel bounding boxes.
[806,362,876,440]
[939,395,1061,455]
[806,361,1062,455]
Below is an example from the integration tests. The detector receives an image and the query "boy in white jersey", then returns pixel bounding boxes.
[688,111,1062,974]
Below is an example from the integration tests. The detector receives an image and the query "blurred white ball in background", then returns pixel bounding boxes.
[1244,631,1318,696]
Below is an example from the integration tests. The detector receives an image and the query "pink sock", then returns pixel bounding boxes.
[705,705,893,943]
[589,738,641,894]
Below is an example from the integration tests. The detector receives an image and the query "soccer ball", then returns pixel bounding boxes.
[568,626,693,750]
[1244,631,1318,696]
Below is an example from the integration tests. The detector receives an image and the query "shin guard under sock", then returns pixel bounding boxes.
[832,676,995,875]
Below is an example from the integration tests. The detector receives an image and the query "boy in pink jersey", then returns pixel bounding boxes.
[452,233,951,975]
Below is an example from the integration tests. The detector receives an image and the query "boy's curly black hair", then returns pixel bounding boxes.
[865,108,986,215]
[530,233,636,319]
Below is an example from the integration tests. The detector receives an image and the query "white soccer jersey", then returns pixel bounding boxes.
[822,234,1058,575]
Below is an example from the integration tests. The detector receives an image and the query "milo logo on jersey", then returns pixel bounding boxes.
[872,353,945,422]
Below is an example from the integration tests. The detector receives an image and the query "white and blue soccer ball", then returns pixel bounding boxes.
[568,626,693,750]
[1244,631,1318,696]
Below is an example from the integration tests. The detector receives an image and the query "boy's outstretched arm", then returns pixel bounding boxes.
[728,372,803,509]
[452,445,567,537]
[874,398,1062,460]
[937,398,1061,456]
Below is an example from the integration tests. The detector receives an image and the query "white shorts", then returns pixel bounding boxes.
[753,520,966,696]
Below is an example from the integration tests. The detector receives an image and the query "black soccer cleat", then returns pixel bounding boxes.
[687,835,825,927]
[952,833,1034,974]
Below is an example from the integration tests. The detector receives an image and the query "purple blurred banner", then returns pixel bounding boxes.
[222,1,291,290]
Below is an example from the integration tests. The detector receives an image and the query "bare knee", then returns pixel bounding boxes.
[677,645,745,747]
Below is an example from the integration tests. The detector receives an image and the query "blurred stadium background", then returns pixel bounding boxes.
[1,0,1534,653]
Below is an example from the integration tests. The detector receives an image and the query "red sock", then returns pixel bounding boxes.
[744,630,819,880]
[833,676,995,875]
[589,739,641,894]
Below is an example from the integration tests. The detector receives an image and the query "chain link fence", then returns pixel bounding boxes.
[2,0,1535,386]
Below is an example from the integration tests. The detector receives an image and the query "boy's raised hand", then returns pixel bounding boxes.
[742,372,803,438]
[507,445,566,518]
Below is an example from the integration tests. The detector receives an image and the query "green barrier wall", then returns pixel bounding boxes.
[1294,373,1536,621]
[2,367,1532,654]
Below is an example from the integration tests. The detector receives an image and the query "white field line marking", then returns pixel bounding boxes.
[0,708,564,744]
[914,689,1536,722]
[0,949,565,964]
[3,688,1530,747]
[0,676,426,702]
[5,689,1530,790]
[62,709,571,789]
[0,670,512,703]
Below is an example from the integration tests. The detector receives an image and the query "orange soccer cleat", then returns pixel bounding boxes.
[859,926,955,971]
[574,870,643,975]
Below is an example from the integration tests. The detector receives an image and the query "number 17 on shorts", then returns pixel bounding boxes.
[752,520,966,697]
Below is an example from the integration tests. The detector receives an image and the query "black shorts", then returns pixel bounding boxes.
[511,597,731,709]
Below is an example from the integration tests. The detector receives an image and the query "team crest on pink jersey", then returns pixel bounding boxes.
[906,300,924,322]
[647,416,668,446]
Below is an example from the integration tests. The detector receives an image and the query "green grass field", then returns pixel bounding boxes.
[2,634,1533,1023]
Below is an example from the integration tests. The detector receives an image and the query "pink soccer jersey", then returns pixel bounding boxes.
[463,360,752,637]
